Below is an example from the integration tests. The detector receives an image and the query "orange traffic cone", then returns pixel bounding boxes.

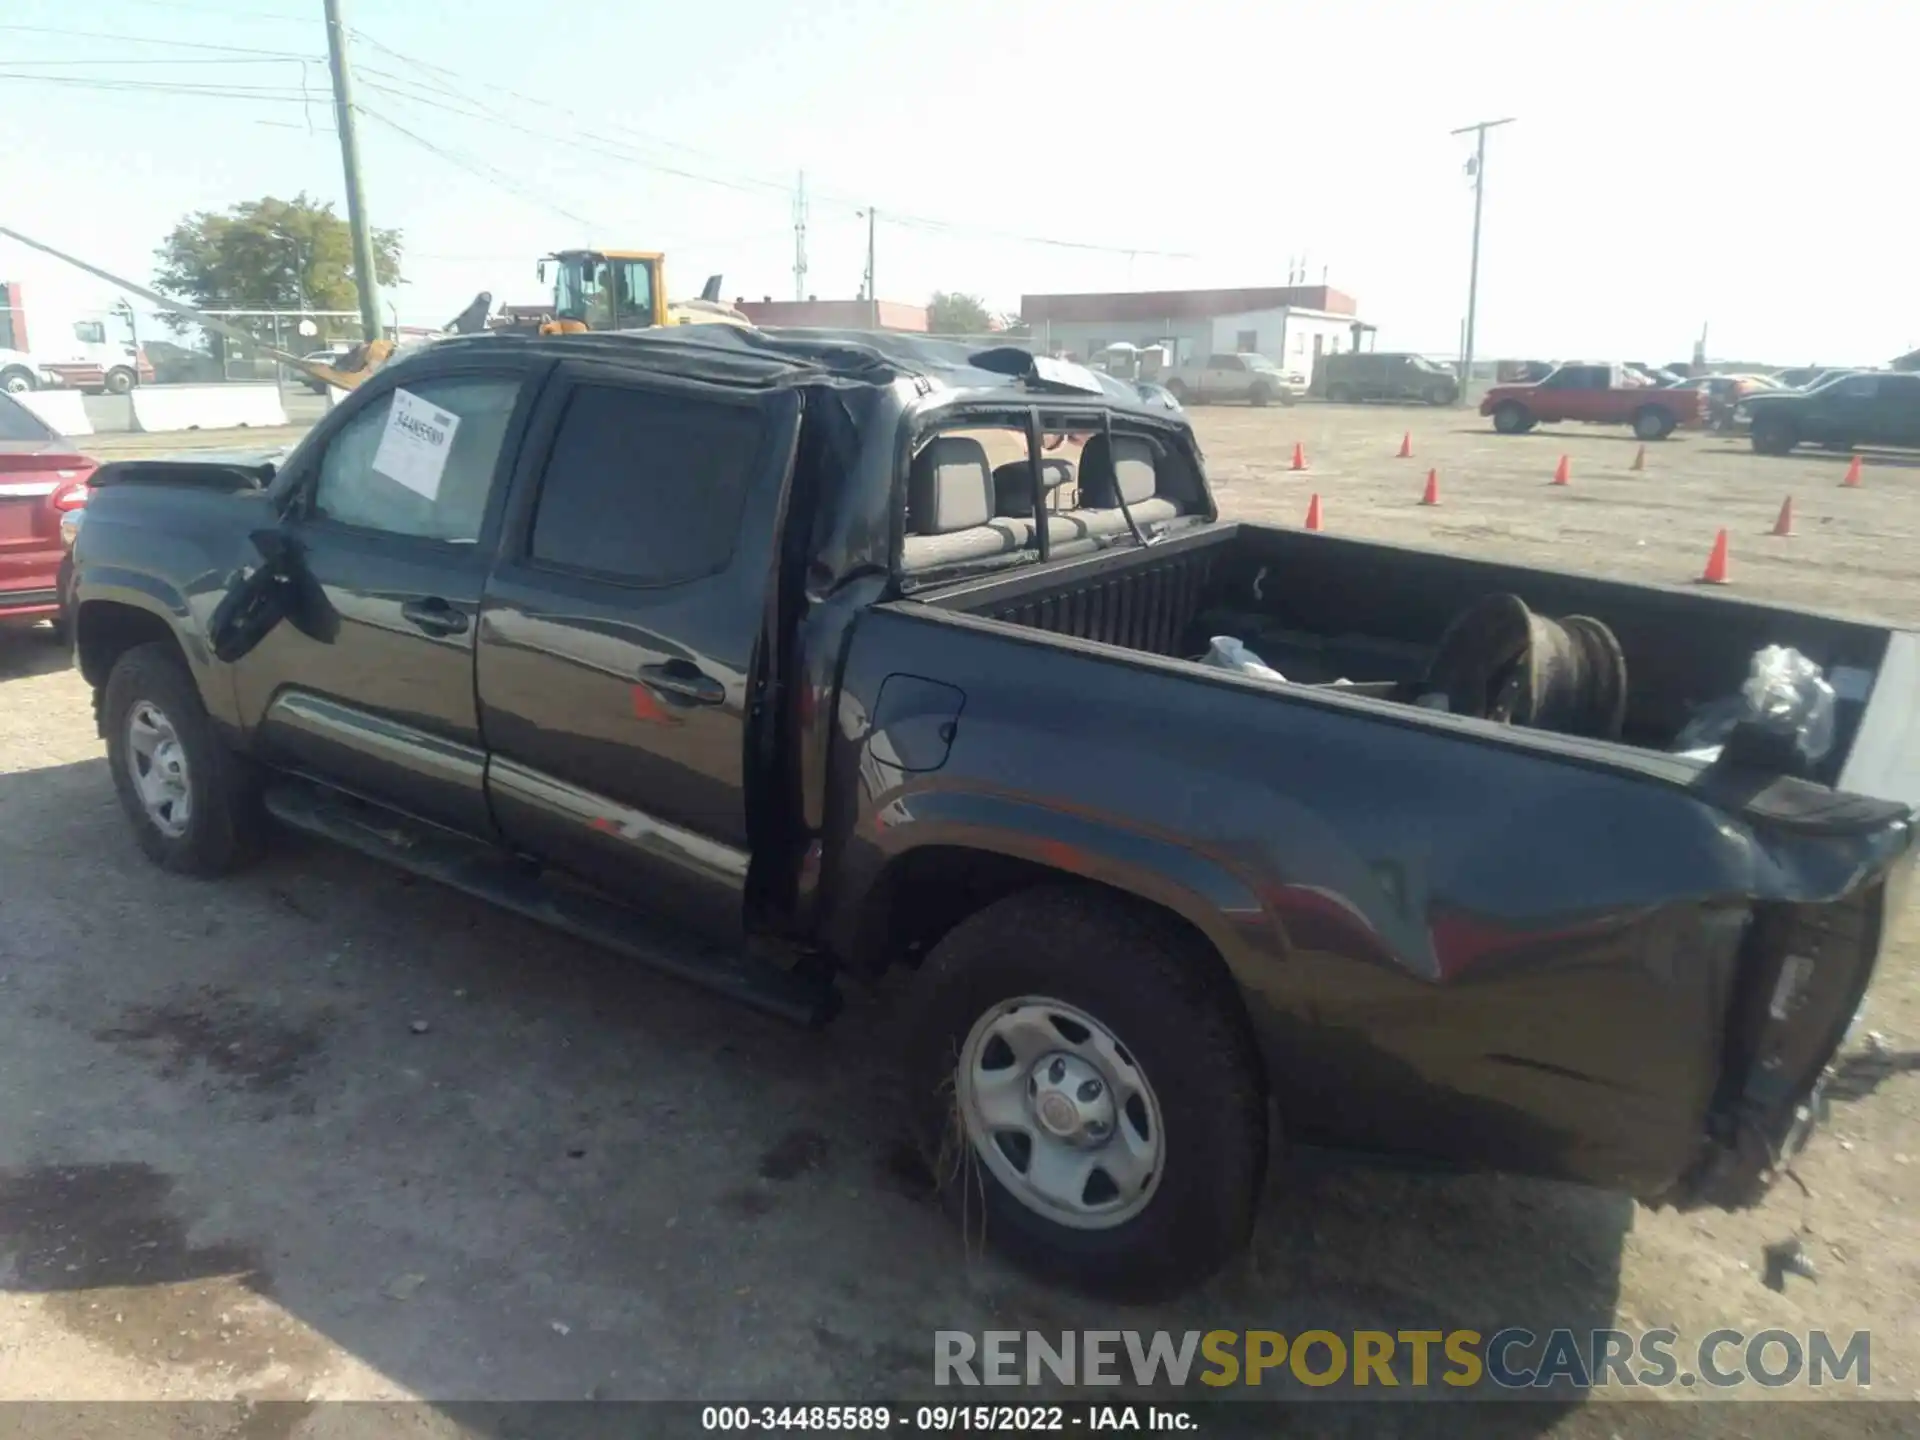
[1771,496,1795,537]
[1419,468,1440,505]
[1700,529,1730,585]
[1304,493,1323,531]
[1552,455,1571,486]
[1397,431,1413,458]
[1842,455,1862,488]
[1630,444,1646,472]
[1290,442,1308,472]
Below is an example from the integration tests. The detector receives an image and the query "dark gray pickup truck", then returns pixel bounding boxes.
[69,327,1919,1300]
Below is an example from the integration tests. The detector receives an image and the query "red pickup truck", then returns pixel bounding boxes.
[1481,362,1706,441]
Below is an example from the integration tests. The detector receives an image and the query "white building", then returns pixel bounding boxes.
[1020,285,1372,380]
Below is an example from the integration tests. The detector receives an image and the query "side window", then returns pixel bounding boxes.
[1835,375,1879,400]
[1210,355,1242,371]
[312,375,520,543]
[1235,330,1258,352]
[528,383,764,586]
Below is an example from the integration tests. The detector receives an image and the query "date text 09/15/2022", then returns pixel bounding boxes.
[701,1405,1194,1431]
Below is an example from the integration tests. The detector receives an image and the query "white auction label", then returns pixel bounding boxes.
[372,388,461,501]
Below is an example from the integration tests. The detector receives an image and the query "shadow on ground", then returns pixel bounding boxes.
[0,629,75,682]
[0,758,1635,1436]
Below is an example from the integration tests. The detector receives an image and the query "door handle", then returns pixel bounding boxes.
[639,661,726,706]
[399,597,469,637]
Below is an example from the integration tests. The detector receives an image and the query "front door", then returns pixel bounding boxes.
[232,362,537,835]
[477,361,802,940]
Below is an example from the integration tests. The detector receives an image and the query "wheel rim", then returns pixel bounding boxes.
[956,995,1165,1231]
[126,700,192,838]
[3,375,27,395]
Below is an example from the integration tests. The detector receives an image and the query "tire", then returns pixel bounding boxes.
[1751,416,1797,456]
[1249,383,1273,408]
[1425,384,1456,406]
[1493,401,1533,434]
[1,366,34,395]
[104,367,136,396]
[901,885,1266,1301]
[1326,384,1353,404]
[1632,407,1676,441]
[103,641,264,876]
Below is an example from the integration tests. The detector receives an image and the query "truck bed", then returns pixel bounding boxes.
[909,522,1895,785]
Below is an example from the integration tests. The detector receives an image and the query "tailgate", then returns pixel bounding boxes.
[1678,632,1920,1207]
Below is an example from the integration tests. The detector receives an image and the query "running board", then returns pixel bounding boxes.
[262,782,841,1027]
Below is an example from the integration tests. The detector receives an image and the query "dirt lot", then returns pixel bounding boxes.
[0,403,1915,1432]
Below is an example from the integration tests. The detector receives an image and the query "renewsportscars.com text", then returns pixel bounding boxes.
[934,1328,1871,1392]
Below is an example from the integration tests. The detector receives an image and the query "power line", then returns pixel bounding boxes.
[346,26,1194,260]
[115,0,317,22]
[0,73,324,101]
[0,22,318,58]
[357,104,604,233]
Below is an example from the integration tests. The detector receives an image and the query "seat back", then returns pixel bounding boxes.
[907,436,994,534]
[1077,433,1158,508]
[991,457,1073,518]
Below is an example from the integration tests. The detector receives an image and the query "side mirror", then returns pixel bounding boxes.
[207,527,336,662]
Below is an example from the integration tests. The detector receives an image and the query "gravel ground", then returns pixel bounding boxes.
[0,404,1913,1435]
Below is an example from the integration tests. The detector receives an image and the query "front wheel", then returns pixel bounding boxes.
[1164,380,1187,403]
[1326,383,1353,404]
[902,886,1266,1301]
[1248,383,1272,408]
[104,642,264,876]
[1493,401,1533,434]
[104,367,136,396]
[1425,384,1456,406]
[0,366,34,395]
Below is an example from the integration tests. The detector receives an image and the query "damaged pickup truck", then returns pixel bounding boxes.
[68,326,1918,1300]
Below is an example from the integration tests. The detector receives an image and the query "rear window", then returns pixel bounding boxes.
[0,394,57,444]
[529,383,764,586]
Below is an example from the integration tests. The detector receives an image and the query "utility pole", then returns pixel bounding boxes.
[1450,116,1514,402]
[322,0,383,344]
[792,173,809,302]
[864,207,878,329]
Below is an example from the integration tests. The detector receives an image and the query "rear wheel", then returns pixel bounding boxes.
[1632,407,1676,441]
[1326,383,1353,404]
[1,366,34,395]
[104,367,136,396]
[104,642,264,876]
[902,886,1266,1301]
[1751,415,1798,456]
[1493,401,1533,434]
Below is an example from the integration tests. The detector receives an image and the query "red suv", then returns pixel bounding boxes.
[0,392,96,639]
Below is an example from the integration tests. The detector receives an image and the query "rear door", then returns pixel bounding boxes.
[477,362,801,941]
[1819,373,1883,446]
[231,358,539,835]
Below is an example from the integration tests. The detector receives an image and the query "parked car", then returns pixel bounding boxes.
[1314,351,1459,406]
[69,326,1917,1300]
[1774,366,1840,391]
[0,391,95,640]
[1682,374,1778,431]
[1161,352,1304,406]
[293,346,354,395]
[1480,362,1707,439]
[1741,370,1920,455]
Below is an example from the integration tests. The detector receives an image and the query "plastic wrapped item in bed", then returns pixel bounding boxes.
[1672,645,1837,770]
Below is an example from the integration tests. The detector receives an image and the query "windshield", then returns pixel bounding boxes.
[1242,354,1282,372]
[1412,356,1450,374]
[552,255,608,323]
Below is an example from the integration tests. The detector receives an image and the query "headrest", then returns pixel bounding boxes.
[908,436,994,534]
[991,457,1073,517]
[1078,433,1158,508]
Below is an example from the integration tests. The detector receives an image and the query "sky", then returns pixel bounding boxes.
[2,0,1911,366]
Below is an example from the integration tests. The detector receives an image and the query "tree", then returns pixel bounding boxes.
[154,193,403,323]
[928,291,994,335]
